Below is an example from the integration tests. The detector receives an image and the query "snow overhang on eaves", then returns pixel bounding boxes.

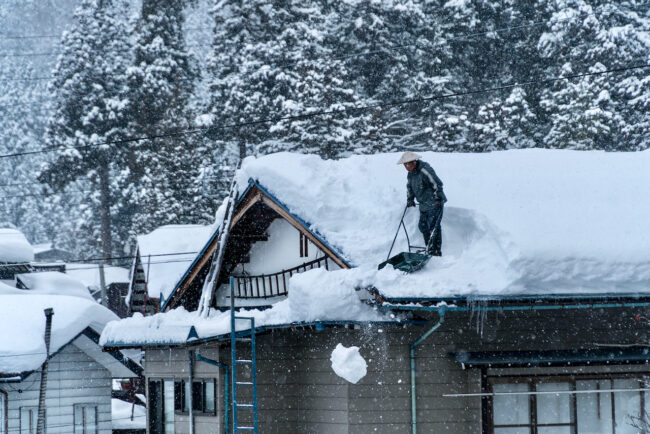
[161,178,352,311]
[102,319,426,350]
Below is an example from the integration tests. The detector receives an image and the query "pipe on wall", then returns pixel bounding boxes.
[196,353,230,434]
[189,350,195,434]
[410,306,446,434]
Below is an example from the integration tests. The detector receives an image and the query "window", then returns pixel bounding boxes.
[299,233,309,257]
[489,376,650,433]
[0,390,6,434]
[148,379,174,434]
[173,379,217,415]
[19,406,38,434]
[73,405,97,434]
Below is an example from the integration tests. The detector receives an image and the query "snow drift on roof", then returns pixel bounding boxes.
[0,228,34,263]
[136,224,213,299]
[16,271,94,300]
[65,263,129,290]
[100,268,388,347]
[0,289,117,374]
[234,150,650,298]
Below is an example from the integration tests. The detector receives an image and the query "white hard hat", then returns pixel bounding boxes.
[397,151,422,165]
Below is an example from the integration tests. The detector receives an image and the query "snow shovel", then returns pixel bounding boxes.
[378,205,432,273]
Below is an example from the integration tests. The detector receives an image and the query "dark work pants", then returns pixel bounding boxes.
[418,203,444,255]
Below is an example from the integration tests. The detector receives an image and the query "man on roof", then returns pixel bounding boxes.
[398,151,447,256]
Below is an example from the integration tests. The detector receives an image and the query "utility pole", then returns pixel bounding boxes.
[36,308,54,434]
[99,262,107,307]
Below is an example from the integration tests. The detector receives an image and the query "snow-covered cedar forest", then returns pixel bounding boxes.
[0,0,648,263]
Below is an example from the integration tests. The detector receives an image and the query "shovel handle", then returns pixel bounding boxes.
[386,205,409,261]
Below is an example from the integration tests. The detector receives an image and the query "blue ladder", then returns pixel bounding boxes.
[230,277,259,433]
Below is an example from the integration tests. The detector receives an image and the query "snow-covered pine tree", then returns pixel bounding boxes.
[124,0,207,245]
[206,0,370,160]
[39,0,132,260]
[538,0,650,150]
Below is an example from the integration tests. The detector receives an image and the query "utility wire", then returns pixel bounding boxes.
[0,61,647,161]
[0,11,600,82]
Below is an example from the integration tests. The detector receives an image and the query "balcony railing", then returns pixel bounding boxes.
[232,256,330,298]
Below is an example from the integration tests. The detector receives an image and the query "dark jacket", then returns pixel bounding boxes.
[407,161,447,212]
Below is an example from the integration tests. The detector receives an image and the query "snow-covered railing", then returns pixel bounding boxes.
[232,256,330,298]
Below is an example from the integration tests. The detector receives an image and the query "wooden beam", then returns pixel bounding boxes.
[230,190,263,228]
[260,196,349,269]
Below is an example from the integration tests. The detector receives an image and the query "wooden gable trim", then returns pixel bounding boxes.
[259,195,349,269]
[166,184,349,309]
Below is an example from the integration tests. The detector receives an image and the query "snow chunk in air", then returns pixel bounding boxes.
[330,343,367,384]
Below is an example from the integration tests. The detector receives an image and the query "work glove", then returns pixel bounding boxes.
[406,198,415,208]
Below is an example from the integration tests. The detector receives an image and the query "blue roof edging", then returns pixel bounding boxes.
[161,177,353,311]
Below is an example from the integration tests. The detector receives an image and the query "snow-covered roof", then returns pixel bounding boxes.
[0,228,34,263]
[102,149,650,347]
[136,224,213,299]
[112,399,145,430]
[101,268,393,347]
[0,282,118,374]
[232,150,650,299]
[16,271,94,300]
[65,263,130,290]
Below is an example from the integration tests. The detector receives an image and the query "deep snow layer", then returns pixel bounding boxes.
[136,224,213,299]
[236,150,650,298]
[100,268,388,346]
[0,228,34,263]
[0,287,117,373]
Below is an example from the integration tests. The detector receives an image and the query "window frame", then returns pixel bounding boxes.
[73,404,98,434]
[19,406,39,434]
[148,378,176,434]
[0,390,6,434]
[486,373,650,434]
[173,379,217,416]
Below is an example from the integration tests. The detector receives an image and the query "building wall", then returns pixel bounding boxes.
[144,305,650,434]
[0,342,112,433]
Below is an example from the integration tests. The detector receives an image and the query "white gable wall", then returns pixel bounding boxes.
[1,341,113,433]
[233,218,338,275]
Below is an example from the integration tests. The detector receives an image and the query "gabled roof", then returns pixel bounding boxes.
[0,288,119,375]
[162,179,351,311]
[134,224,213,299]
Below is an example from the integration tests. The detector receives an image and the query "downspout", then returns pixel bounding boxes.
[36,308,53,434]
[196,353,230,434]
[410,307,446,434]
[188,350,195,434]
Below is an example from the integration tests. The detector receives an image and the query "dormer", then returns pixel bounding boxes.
[163,180,351,311]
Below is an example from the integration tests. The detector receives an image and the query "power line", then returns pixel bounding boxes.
[0,61,647,160]
[0,11,600,83]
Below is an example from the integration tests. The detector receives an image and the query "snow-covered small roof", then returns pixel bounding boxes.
[16,271,93,300]
[0,284,118,374]
[136,224,213,299]
[0,228,34,263]
[65,263,129,290]
[32,243,52,254]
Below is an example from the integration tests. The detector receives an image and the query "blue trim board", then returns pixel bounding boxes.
[102,319,427,349]
[376,291,650,305]
[250,180,352,268]
[452,347,650,366]
[162,178,352,311]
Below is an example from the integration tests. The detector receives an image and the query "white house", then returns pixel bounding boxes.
[0,275,141,434]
